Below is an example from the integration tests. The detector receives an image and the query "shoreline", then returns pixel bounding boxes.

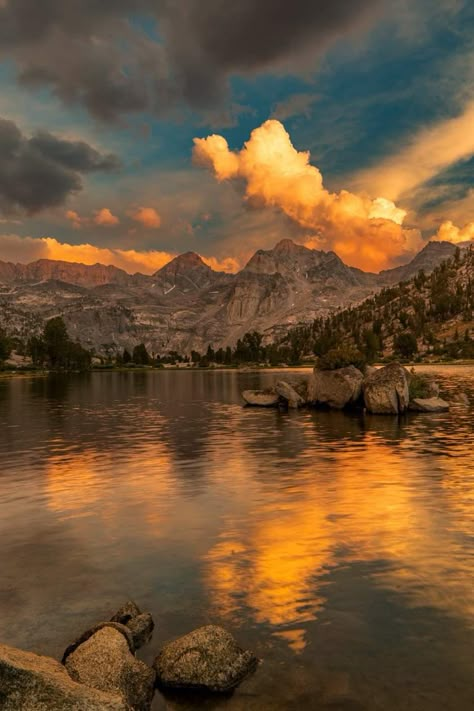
[1,360,474,380]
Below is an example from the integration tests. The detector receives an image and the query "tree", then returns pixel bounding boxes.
[44,317,69,368]
[132,343,150,365]
[394,332,418,359]
[122,348,132,364]
[0,331,11,363]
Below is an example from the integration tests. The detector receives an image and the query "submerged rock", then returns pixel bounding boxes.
[450,391,469,405]
[275,380,305,408]
[0,642,127,710]
[242,389,279,407]
[309,366,363,409]
[363,363,409,414]
[154,625,257,692]
[64,624,155,711]
[111,600,154,650]
[409,397,450,412]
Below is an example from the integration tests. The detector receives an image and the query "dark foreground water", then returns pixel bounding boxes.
[0,367,473,710]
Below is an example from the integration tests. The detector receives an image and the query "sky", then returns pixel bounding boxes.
[0,0,473,274]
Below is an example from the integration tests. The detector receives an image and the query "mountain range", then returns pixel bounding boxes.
[0,238,464,355]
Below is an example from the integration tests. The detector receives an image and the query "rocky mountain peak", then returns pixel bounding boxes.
[154,252,209,277]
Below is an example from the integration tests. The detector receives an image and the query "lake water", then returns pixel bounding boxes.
[0,367,473,710]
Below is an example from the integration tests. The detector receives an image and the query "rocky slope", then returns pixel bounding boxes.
[0,239,467,355]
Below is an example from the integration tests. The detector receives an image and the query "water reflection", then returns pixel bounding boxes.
[0,368,473,709]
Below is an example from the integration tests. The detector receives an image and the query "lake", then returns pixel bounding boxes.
[0,367,473,710]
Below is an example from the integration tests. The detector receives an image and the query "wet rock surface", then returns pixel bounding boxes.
[111,600,154,650]
[0,642,127,711]
[154,625,258,692]
[309,366,364,409]
[409,397,450,412]
[275,380,305,408]
[64,625,155,711]
[364,363,410,414]
[242,389,279,407]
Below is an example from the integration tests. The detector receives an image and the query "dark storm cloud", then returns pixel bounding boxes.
[0,0,382,121]
[0,117,120,215]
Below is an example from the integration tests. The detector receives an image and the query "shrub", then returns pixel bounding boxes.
[408,371,432,399]
[317,346,366,371]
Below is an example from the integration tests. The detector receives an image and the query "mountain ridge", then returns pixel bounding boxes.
[0,239,468,354]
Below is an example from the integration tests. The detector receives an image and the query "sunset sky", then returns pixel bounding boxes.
[0,1,473,273]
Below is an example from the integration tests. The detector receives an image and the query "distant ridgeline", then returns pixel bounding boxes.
[0,244,473,369]
[278,245,474,365]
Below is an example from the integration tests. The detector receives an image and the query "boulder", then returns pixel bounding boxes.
[275,380,305,408]
[0,642,127,711]
[409,397,450,412]
[111,601,154,650]
[64,625,155,711]
[308,366,364,409]
[450,391,469,405]
[242,390,279,407]
[363,362,409,414]
[153,625,257,692]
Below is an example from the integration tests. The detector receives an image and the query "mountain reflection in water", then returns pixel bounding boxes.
[0,367,473,710]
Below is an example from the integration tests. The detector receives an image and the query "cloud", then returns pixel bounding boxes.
[193,119,423,271]
[350,102,474,201]
[0,116,119,216]
[271,93,319,121]
[93,207,120,226]
[0,0,382,122]
[129,206,161,229]
[0,234,240,275]
[432,221,474,244]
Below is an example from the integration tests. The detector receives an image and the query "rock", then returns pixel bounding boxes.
[275,380,305,408]
[153,625,257,692]
[425,380,440,398]
[242,390,279,407]
[126,614,154,650]
[450,391,469,404]
[64,625,155,711]
[111,600,142,625]
[409,397,450,412]
[308,366,364,409]
[111,601,154,650]
[363,362,409,414]
[0,642,127,710]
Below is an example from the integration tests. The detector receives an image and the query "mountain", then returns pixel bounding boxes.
[0,239,469,355]
[280,244,474,362]
[380,241,459,283]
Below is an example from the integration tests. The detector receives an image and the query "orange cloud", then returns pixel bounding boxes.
[202,255,240,273]
[65,210,83,229]
[93,207,120,227]
[432,220,474,244]
[66,208,120,228]
[129,206,162,229]
[193,120,423,271]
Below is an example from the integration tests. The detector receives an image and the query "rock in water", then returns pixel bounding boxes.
[154,625,257,692]
[409,397,450,412]
[363,363,409,414]
[242,390,279,407]
[111,601,154,650]
[450,391,469,405]
[64,625,155,710]
[275,380,305,408]
[0,642,127,710]
[111,600,142,625]
[308,366,363,409]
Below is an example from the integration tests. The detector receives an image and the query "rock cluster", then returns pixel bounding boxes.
[241,363,456,415]
[0,603,257,709]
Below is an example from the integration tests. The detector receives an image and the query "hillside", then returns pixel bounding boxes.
[0,239,465,356]
[280,245,474,362]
